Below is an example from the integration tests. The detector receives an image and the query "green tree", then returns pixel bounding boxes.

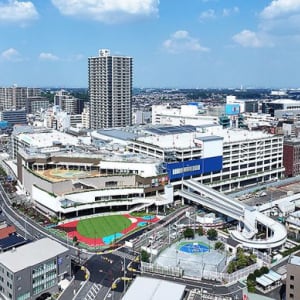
[260,266,269,275]
[254,269,263,278]
[214,241,224,250]
[247,273,256,282]
[141,250,150,263]
[227,261,236,274]
[207,228,218,240]
[197,226,204,236]
[237,256,249,269]
[183,227,194,239]
[249,254,257,264]
[72,236,78,245]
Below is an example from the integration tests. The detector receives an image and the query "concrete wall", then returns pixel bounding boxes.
[22,167,73,196]
[79,175,136,189]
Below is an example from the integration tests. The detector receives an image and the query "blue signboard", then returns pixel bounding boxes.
[225,104,240,116]
[166,156,223,180]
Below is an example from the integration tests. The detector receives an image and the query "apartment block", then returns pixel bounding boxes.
[0,238,70,300]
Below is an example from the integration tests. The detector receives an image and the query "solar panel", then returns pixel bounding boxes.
[146,125,196,135]
[0,235,27,251]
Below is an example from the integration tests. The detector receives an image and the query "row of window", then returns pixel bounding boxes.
[172,165,200,175]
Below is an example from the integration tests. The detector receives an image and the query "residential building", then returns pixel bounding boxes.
[286,251,300,300]
[1,110,27,126]
[69,114,83,128]
[0,238,70,300]
[283,138,300,177]
[54,90,83,115]
[0,87,41,111]
[81,105,90,129]
[26,97,49,114]
[43,108,70,131]
[88,49,133,129]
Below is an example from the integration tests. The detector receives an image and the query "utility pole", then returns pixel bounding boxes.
[24,216,27,240]
[123,256,126,294]
[193,208,196,236]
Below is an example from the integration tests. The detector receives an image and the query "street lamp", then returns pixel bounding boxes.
[122,256,126,294]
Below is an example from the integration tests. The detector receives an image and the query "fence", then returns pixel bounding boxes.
[187,289,234,300]
[142,261,259,284]
[141,262,183,277]
[252,249,272,266]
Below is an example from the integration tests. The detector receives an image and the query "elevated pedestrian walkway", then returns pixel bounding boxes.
[179,179,287,249]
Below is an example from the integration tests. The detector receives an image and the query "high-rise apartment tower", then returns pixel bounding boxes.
[88,49,133,129]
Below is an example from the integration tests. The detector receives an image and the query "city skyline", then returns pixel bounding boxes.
[1,0,300,89]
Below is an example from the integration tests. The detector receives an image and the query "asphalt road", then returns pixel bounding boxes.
[0,185,249,300]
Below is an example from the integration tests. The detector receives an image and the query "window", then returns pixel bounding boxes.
[290,275,294,280]
[290,284,294,290]
[289,293,294,299]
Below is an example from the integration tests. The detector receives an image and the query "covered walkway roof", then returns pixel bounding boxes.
[122,277,186,300]
[256,270,281,288]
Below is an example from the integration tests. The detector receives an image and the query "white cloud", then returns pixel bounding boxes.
[261,0,300,19]
[223,6,239,17]
[0,0,38,24]
[232,30,272,48]
[199,9,216,21]
[0,48,22,61]
[51,0,159,23]
[70,54,85,61]
[39,52,59,61]
[163,30,209,54]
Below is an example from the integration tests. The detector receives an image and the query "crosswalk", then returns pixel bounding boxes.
[113,249,136,261]
[83,283,102,300]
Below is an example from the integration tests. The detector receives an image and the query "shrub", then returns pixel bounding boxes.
[141,250,150,263]
[183,227,194,239]
[215,241,224,250]
[207,228,218,240]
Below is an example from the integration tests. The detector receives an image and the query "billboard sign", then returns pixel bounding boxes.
[225,104,240,116]
[166,156,223,180]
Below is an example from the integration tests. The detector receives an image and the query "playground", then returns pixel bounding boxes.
[154,236,227,277]
[55,213,160,247]
[35,167,100,182]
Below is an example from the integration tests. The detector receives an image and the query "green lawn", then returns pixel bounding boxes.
[77,215,131,238]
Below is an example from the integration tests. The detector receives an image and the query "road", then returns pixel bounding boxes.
[0,185,248,300]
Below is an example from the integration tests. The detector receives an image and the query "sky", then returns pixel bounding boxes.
[1,0,300,89]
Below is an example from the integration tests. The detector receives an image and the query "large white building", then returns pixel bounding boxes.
[88,49,133,129]
[11,123,284,218]
[126,124,284,192]
[152,103,218,126]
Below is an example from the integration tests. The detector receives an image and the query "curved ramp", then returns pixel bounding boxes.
[180,179,287,249]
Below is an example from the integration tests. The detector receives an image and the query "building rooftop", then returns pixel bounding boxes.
[270,99,300,104]
[96,128,138,141]
[18,130,79,149]
[289,251,300,266]
[145,125,197,135]
[0,238,68,272]
[122,277,186,300]
[197,136,223,142]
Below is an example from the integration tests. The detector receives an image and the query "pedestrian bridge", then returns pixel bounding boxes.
[179,179,287,249]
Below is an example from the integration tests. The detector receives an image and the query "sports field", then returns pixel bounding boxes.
[77,215,131,238]
[56,213,160,247]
